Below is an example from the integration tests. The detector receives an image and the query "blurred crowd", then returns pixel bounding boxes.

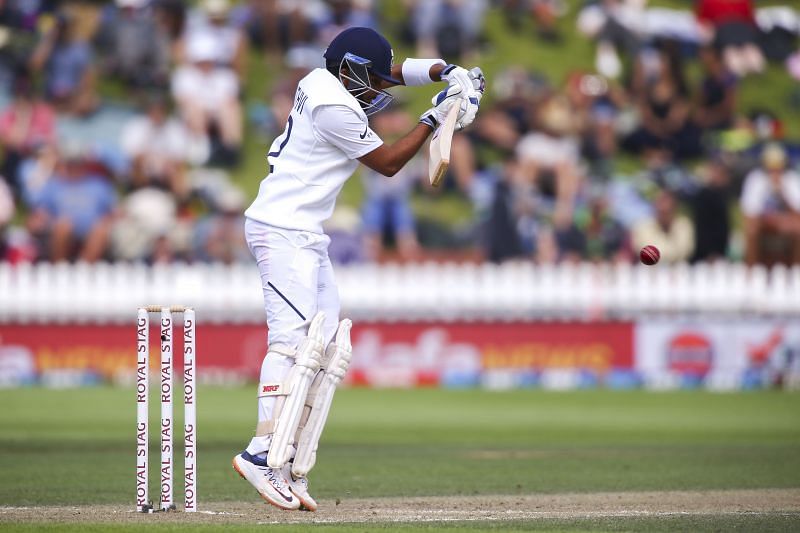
[0,0,799,266]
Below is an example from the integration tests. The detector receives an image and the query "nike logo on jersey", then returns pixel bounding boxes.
[359,125,369,139]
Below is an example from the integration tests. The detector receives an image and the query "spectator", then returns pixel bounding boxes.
[29,11,97,115]
[0,74,56,191]
[111,185,178,262]
[0,0,35,87]
[625,50,701,162]
[16,142,58,208]
[578,0,646,79]
[501,0,563,41]
[316,0,378,47]
[715,109,782,176]
[0,0,24,30]
[155,0,188,45]
[632,40,689,99]
[361,107,421,261]
[226,0,268,50]
[741,143,800,266]
[408,0,488,59]
[0,173,36,263]
[561,192,630,263]
[93,0,171,89]
[690,160,731,262]
[632,188,695,263]
[515,91,583,229]
[193,186,248,263]
[696,0,764,77]
[508,155,563,262]
[171,33,242,166]
[693,46,737,131]
[27,145,117,262]
[180,0,248,79]
[472,67,544,153]
[254,0,322,55]
[484,160,525,262]
[566,71,624,173]
[120,94,208,199]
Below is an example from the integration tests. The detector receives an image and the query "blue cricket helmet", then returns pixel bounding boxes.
[323,27,402,85]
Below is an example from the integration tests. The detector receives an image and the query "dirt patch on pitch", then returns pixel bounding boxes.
[1,488,799,525]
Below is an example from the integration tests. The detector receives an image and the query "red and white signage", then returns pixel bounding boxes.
[0,321,634,387]
[634,319,800,389]
[7,319,795,389]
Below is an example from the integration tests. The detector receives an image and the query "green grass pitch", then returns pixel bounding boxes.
[0,387,798,531]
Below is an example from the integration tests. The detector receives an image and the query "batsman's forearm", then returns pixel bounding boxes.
[396,123,433,156]
[383,124,432,175]
[359,124,432,177]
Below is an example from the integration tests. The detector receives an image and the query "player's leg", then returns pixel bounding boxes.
[288,319,351,479]
[234,221,325,510]
[265,311,326,469]
[285,254,352,510]
[315,249,342,347]
[234,329,321,511]
[246,224,324,456]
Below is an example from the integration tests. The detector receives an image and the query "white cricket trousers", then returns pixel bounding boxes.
[244,218,341,454]
[245,217,341,350]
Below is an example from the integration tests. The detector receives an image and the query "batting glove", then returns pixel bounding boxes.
[455,90,481,131]
[420,85,481,132]
[419,84,461,130]
[441,64,474,96]
[469,67,486,95]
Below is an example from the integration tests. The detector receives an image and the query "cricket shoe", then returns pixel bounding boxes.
[283,464,318,511]
[232,451,300,510]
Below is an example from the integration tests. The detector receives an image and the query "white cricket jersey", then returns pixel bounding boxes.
[245,68,383,233]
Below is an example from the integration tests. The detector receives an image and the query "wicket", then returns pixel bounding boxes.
[136,305,197,513]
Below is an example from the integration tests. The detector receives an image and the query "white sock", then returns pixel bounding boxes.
[245,436,271,459]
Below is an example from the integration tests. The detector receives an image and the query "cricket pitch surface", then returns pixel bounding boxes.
[2,488,799,525]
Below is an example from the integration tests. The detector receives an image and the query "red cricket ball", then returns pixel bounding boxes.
[640,245,660,265]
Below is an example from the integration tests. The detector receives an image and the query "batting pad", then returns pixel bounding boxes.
[293,319,352,477]
[267,312,325,468]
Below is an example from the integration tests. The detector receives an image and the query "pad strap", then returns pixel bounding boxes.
[255,380,289,435]
[402,58,446,86]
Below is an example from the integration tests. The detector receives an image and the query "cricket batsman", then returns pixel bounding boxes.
[232,27,484,511]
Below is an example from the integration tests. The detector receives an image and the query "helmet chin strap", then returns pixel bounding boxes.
[337,53,393,116]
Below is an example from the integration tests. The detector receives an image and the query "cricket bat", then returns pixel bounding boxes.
[428,103,459,187]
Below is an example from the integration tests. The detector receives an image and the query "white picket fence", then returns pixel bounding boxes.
[0,261,799,324]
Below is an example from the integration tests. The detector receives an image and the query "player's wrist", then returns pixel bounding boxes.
[441,64,458,76]
[419,113,438,131]
[402,58,446,86]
